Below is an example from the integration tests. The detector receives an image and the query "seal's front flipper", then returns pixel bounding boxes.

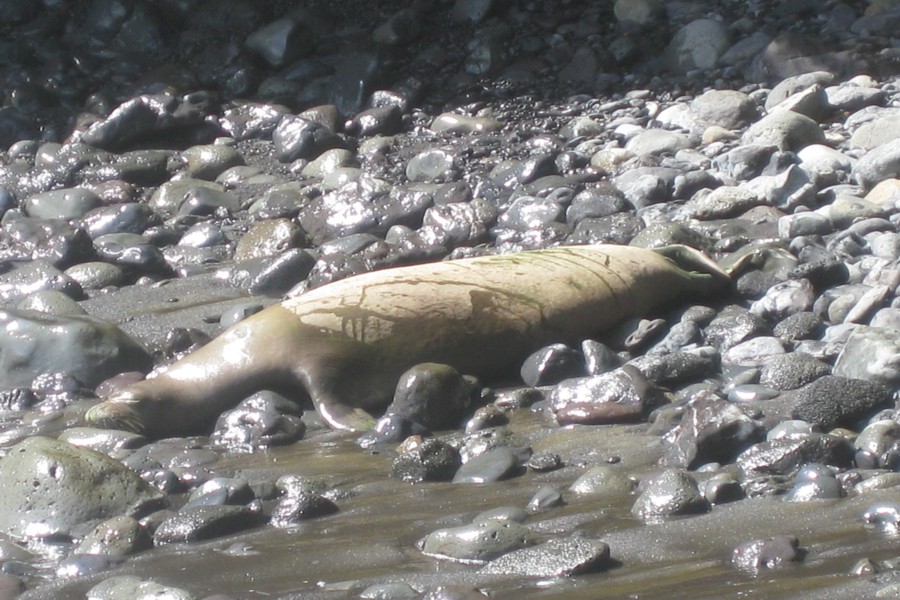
[311,392,377,431]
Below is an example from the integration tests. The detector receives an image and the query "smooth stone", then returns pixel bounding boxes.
[666,18,731,74]
[550,367,665,426]
[420,520,535,563]
[833,326,900,387]
[520,343,583,387]
[430,113,502,134]
[16,289,87,317]
[854,139,900,190]
[65,262,127,290]
[631,469,708,521]
[742,111,825,151]
[73,515,147,558]
[386,363,471,430]
[58,427,146,454]
[24,188,102,220]
[0,308,151,389]
[452,447,522,484]
[86,575,197,600]
[181,144,244,181]
[624,129,691,156]
[0,437,163,539]
[731,536,801,573]
[406,149,458,183]
[233,218,303,262]
[153,505,259,545]
[568,466,635,497]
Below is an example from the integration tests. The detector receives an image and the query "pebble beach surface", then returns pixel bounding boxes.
[0,0,900,598]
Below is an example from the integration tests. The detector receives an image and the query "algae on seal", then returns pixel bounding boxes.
[86,244,730,438]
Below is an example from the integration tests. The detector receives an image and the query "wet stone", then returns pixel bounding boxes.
[526,486,564,513]
[181,144,244,181]
[391,437,461,483]
[520,343,583,387]
[57,554,118,579]
[73,516,148,558]
[420,520,535,563]
[661,392,764,470]
[550,366,666,426]
[731,536,802,574]
[273,116,343,163]
[480,535,612,577]
[24,188,102,221]
[153,505,259,545]
[631,469,708,522]
[386,363,471,431]
[0,437,163,539]
[211,391,305,453]
[863,503,900,534]
[736,433,854,479]
[452,447,523,484]
[58,428,146,454]
[833,326,900,388]
[0,309,150,390]
[86,575,197,600]
[270,492,339,528]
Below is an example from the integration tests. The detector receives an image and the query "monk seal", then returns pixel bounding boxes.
[85,244,730,437]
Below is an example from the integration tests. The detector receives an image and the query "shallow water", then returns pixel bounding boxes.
[20,411,900,599]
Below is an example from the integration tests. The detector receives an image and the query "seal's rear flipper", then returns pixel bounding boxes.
[312,393,377,431]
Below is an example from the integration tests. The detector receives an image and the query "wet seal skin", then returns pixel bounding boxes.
[85,244,730,438]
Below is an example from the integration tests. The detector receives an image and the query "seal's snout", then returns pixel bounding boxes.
[84,395,146,434]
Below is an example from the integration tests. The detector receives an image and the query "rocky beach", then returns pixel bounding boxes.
[0,0,899,598]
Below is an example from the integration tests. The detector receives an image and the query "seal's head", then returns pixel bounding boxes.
[84,391,147,434]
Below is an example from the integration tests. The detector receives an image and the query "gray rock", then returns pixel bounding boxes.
[0,437,163,539]
[420,520,535,563]
[737,433,853,478]
[0,309,151,390]
[765,71,835,111]
[631,469,708,521]
[73,515,147,558]
[181,144,244,181]
[568,466,635,497]
[245,17,312,67]
[742,111,825,151]
[270,492,339,527]
[743,164,817,210]
[759,352,830,390]
[750,279,817,321]
[690,89,757,130]
[86,575,197,600]
[684,186,762,220]
[24,188,102,220]
[153,505,259,545]
[624,129,691,156]
[851,115,900,151]
[479,536,611,577]
[0,260,83,303]
[453,447,522,484]
[792,375,894,430]
[388,363,471,430]
[273,115,342,163]
[550,366,666,426]
[833,326,900,387]
[731,536,802,574]
[661,392,764,469]
[520,343,583,387]
[666,18,731,74]
[431,112,502,134]
[391,438,461,483]
[853,139,900,190]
